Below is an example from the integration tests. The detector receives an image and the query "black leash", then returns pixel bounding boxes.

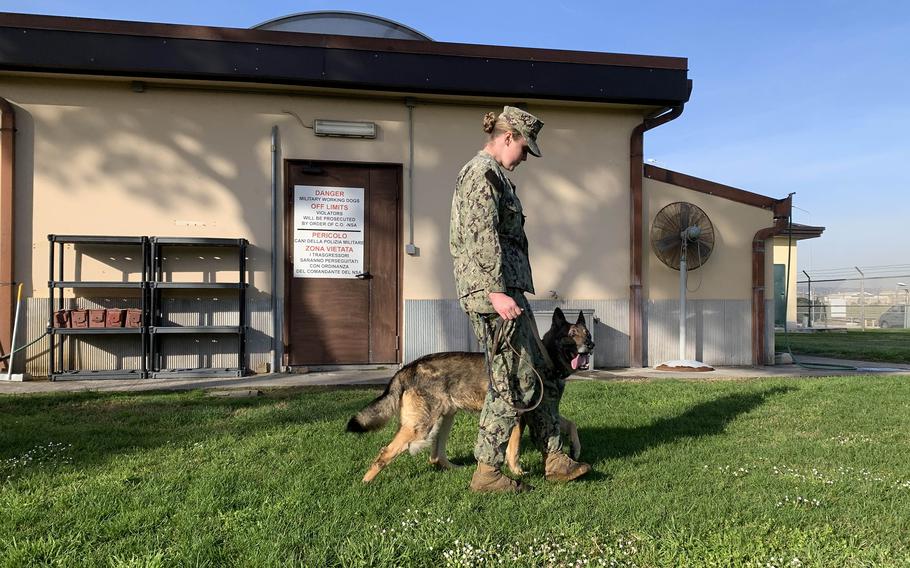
[480,312,547,415]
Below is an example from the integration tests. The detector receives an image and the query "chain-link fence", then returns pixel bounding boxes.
[796,265,910,329]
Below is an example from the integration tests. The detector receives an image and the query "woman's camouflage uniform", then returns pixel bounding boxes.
[449,149,564,468]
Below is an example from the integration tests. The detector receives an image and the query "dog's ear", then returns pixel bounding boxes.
[576,311,587,327]
[553,307,568,327]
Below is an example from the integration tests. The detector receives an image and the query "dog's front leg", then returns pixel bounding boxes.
[559,415,581,460]
[429,413,460,470]
[505,419,526,476]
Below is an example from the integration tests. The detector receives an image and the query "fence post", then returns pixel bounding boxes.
[855,266,865,330]
[803,270,812,328]
[901,284,909,328]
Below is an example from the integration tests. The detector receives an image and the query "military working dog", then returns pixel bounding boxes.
[347,308,594,483]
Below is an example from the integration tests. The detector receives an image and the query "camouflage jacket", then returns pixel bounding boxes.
[450,151,534,312]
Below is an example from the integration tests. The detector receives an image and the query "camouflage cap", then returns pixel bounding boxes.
[501,106,543,157]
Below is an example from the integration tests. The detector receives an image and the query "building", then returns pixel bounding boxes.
[0,12,799,378]
[772,223,825,327]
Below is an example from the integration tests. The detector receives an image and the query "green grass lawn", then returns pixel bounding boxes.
[4,377,910,567]
[776,329,910,364]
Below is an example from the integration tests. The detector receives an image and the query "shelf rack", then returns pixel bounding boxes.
[148,237,248,378]
[47,234,149,380]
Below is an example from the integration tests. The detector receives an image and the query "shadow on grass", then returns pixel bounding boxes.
[0,385,382,470]
[579,386,795,464]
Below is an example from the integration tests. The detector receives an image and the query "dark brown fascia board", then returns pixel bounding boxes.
[644,165,788,213]
[773,223,825,241]
[0,13,690,106]
[0,12,688,70]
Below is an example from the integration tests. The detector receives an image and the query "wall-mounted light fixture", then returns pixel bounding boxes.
[313,119,377,139]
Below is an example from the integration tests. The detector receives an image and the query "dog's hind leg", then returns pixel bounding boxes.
[560,415,581,460]
[429,412,460,470]
[362,391,430,483]
[362,425,418,483]
[505,419,526,476]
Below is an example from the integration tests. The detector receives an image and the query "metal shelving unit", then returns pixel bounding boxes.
[149,237,248,378]
[47,235,149,381]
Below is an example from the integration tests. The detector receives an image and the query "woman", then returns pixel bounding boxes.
[449,106,591,493]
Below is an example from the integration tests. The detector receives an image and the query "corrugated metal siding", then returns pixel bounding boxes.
[529,300,630,368]
[17,296,765,376]
[19,297,275,378]
[403,299,630,368]
[155,298,237,371]
[403,300,478,364]
[247,299,275,374]
[21,299,49,376]
[155,298,272,373]
[158,298,240,326]
[725,300,753,366]
[20,297,145,376]
[645,299,753,366]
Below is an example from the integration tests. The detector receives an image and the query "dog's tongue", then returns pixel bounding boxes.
[571,353,589,370]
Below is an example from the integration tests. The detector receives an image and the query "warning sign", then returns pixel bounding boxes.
[293,185,365,278]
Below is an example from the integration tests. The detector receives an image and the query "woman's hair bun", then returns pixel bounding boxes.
[482,111,497,134]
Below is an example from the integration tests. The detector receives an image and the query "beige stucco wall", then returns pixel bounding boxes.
[410,104,639,301]
[0,75,643,302]
[773,238,799,322]
[643,177,775,300]
[2,73,795,370]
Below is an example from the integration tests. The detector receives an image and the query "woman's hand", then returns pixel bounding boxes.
[489,292,523,320]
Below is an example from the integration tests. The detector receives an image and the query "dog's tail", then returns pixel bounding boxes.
[346,367,410,433]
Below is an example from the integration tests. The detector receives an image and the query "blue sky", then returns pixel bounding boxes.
[2,0,908,272]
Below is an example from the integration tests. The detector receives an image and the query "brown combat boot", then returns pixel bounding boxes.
[544,451,591,482]
[470,462,533,493]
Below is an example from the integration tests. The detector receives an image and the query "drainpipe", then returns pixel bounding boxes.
[0,97,15,373]
[270,125,282,373]
[629,100,686,368]
[404,98,418,256]
[752,195,792,365]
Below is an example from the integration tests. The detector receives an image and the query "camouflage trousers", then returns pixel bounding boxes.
[467,292,563,468]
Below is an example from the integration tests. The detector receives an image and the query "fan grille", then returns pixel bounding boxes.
[650,202,715,270]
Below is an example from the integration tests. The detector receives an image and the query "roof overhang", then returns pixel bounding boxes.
[644,165,792,217]
[0,13,691,106]
[773,223,825,241]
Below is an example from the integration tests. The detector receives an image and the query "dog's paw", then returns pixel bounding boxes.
[507,464,526,477]
[570,445,581,460]
[430,458,460,470]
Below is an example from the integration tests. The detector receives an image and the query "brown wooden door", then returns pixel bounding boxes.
[285,161,401,366]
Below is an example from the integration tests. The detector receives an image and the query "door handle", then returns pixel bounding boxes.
[355,272,372,280]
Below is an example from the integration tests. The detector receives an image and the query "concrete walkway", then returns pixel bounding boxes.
[1,355,908,395]
[588,355,910,381]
